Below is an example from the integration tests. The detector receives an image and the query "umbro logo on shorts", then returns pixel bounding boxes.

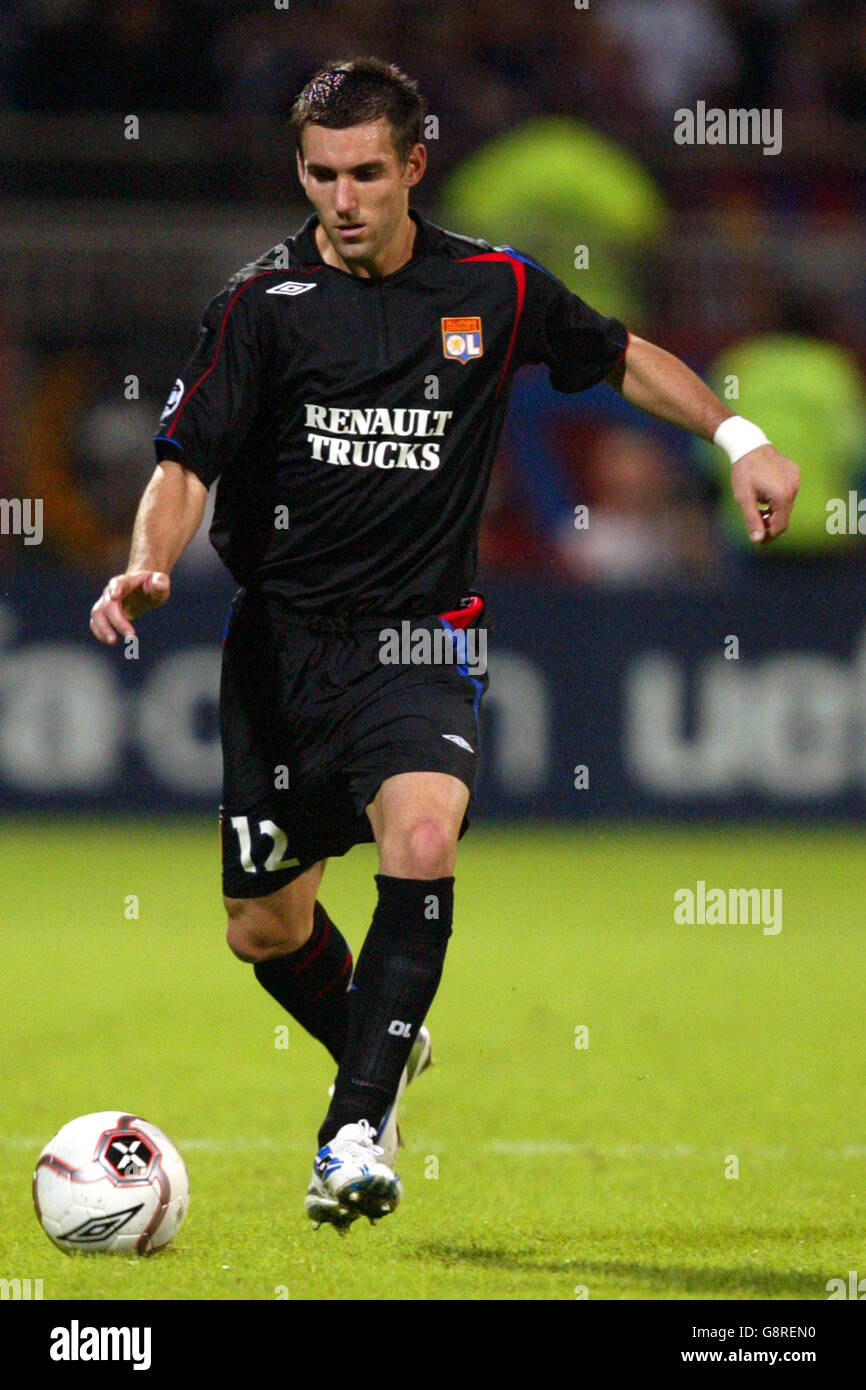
[442,734,474,753]
[267,280,317,296]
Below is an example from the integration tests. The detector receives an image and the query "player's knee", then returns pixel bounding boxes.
[224,898,312,963]
[225,918,265,963]
[383,817,456,879]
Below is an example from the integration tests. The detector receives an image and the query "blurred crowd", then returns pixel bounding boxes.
[2,0,865,154]
[1,0,865,588]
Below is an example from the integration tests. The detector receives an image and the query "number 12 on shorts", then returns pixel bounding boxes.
[230,815,300,874]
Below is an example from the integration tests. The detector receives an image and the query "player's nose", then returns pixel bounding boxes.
[333,178,358,215]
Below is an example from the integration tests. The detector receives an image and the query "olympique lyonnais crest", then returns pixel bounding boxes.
[441,316,483,363]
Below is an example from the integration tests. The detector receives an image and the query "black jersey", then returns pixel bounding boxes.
[154,209,628,616]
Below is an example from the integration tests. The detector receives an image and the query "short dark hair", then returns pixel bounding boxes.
[290,57,426,165]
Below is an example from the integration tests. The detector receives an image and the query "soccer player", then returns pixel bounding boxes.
[89,58,800,1233]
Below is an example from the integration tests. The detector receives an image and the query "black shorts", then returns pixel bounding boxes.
[219,589,489,898]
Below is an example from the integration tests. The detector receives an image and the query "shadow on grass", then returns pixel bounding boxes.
[411,1242,825,1298]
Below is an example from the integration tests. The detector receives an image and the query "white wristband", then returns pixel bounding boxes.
[713,415,770,465]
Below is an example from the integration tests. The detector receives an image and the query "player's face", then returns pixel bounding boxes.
[297,119,426,274]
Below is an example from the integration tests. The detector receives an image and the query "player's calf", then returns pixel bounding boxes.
[224,865,325,962]
[317,873,453,1144]
[225,870,353,1064]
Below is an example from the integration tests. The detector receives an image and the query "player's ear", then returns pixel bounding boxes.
[404,143,426,187]
[295,149,306,186]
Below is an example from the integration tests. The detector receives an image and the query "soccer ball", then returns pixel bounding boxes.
[33,1112,189,1255]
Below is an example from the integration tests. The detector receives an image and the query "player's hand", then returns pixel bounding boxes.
[731,445,800,543]
[89,571,171,645]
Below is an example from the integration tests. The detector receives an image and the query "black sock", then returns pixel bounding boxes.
[317,874,453,1147]
[253,901,352,1063]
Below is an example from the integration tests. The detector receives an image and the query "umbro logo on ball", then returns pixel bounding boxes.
[61,1206,145,1244]
[267,281,317,296]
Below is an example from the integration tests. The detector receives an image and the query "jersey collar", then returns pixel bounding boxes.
[291,208,443,273]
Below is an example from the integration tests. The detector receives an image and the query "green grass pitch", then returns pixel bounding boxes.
[1,818,864,1302]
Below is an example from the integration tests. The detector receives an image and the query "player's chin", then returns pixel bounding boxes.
[334,233,370,255]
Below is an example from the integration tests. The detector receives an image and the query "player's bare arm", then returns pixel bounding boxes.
[607,333,801,543]
[89,458,208,645]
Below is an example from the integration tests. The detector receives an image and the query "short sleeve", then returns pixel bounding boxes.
[511,250,629,393]
[153,275,273,487]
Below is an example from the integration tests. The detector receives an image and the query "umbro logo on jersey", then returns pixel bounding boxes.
[267,280,317,296]
[442,734,474,753]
